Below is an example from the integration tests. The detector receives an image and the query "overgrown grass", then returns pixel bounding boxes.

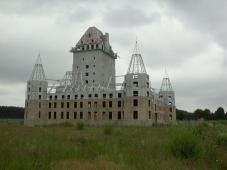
[76,121,84,130]
[0,120,227,169]
[103,125,113,135]
[170,127,199,159]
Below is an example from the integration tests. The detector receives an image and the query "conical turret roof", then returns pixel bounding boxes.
[127,41,147,74]
[29,53,46,81]
[160,69,173,92]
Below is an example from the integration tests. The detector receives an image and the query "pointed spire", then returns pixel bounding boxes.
[127,40,147,74]
[160,69,173,92]
[29,53,46,81]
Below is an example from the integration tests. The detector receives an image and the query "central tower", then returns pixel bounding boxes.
[71,27,117,90]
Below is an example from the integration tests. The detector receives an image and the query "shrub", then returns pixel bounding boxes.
[103,125,113,135]
[170,128,199,159]
[76,121,84,130]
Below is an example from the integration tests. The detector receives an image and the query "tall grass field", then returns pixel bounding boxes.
[0,120,227,169]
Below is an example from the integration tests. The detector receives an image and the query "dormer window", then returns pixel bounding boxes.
[133,75,138,79]
[133,82,138,87]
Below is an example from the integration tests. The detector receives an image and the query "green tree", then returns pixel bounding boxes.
[194,109,204,120]
[203,109,212,120]
[214,107,225,120]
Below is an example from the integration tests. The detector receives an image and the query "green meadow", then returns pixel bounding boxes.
[0,120,227,170]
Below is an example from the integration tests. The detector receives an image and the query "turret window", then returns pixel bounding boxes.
[61,102,64,108]
[133,99,138,107]
[109,101,112,108]
[74,112,77,119]
[80,102,83,108]
[147,82,149,88]
[94,101,97,108]
[133,91,138,96]
[118,101,122,107]
[109,112,112,120]
[133,82,138,87]
[149,111,151,119]
[94,112,98,120]
[170,108,173,112]
[103,101,106,108]
[133,111,138,120]
[80,112,83,119]
[54,102,57,108]
[118,112,121,120]
[74,102,77,108]
[169,114,173,120]
[88,101,91,108]
[88,112,91,119]
[48,112,51,119]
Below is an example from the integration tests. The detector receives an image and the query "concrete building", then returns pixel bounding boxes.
[24,27,176,126]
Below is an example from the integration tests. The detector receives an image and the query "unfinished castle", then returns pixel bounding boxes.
[24,27,176,126]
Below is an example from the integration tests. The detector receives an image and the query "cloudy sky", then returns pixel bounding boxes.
[0,0,226,112]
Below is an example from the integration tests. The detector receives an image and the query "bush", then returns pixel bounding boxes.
[170,128,199,159]
[76,121,84,130]
[103,125,113,135]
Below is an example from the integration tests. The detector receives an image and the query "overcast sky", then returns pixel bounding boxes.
[0,0,226,112]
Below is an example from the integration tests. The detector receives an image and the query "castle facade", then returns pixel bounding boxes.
[24,27,176,126]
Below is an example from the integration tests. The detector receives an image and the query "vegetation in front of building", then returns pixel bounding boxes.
[0,120,227,169]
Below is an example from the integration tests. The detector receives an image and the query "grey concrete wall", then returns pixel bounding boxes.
[72,50,115,89]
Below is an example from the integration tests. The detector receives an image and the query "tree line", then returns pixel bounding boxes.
[176,107,227,120]
[0,106,24,119]
[0,105,226,121]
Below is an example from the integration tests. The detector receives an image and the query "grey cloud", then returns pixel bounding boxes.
[161,0,227,48]
[0,0,226,112]
[103,6,160,27]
